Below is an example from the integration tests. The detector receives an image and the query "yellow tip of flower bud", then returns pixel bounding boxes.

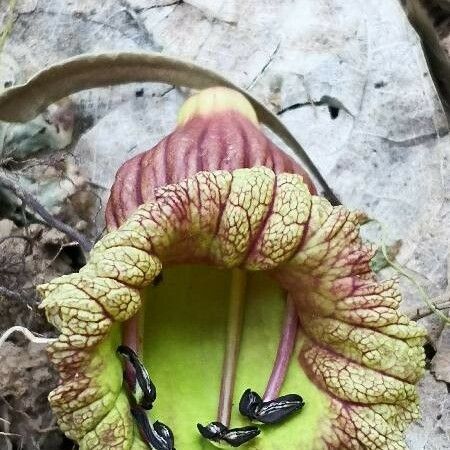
[177,87,258,126]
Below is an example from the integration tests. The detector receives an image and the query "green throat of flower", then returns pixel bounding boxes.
[123,267,307,449]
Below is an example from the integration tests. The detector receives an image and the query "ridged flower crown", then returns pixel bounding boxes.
[38,87,426,450]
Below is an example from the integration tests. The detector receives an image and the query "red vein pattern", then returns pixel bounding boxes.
[38,166,425,450]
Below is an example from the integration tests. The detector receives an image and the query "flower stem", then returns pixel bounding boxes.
[122,308,145,390]
[218,268,247,426]
[263,296,298,401]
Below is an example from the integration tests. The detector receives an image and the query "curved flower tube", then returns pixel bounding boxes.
[106,87,317,228]
[35,87,426,449]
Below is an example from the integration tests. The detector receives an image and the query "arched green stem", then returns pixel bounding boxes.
[263,296,298,401]
[0,53,339,205]
[218,268,247,426]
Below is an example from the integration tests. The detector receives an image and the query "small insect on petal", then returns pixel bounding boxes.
[117,345,157,409]
[239,389,304,424]
[197,422,260,447]
[238,389,262,419]
[197,422,227,441]
[222,426,261,447]
[131,405,176,450]
[256,394,304,424]
[152,421,176,450]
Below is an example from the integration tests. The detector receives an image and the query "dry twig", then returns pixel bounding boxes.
[0,169,92,253]
[0,286,22,302]
[406,298,450,320]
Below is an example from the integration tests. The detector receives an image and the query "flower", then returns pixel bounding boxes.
[38,88,426,450]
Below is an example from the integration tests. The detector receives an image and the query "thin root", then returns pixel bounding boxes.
[0,326,56,348]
